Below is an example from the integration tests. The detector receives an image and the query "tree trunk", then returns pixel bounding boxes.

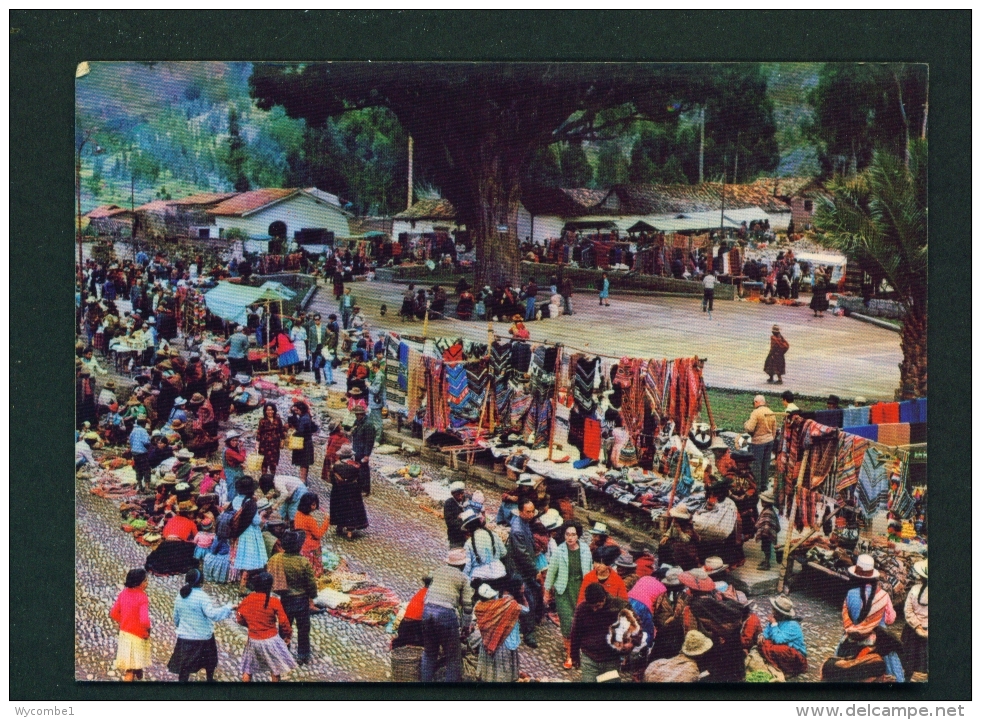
[457,137,524,289]
[898,302,927,399]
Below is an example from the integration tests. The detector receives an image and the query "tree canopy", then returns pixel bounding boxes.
[250,62,771,284]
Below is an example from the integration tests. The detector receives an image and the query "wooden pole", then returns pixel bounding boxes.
[266,301,272,373]
[666,436,691,511]
[487,322,496,433]
[422,300,431,340]
[697,359,717,433]
[547,345,562,461]
[777,448,811,593]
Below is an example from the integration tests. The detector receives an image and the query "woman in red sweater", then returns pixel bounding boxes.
[109,568,152,681]
[236,571,297,682]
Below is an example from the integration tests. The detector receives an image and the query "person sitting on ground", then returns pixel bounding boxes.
[693,484,741,567]
[508,315,530,339]
[644,629,712,683]
[759,596,808,678]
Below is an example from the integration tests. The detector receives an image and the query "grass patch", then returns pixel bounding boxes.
[703,387,828,432]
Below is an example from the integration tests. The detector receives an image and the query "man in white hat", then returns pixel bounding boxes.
[443,480,472,549]
[420,548,474,682]
[760,596,808,678]
[902,560,928,676]
[644,630,712,682]
[707,435,736,482]
[744,394,776,492]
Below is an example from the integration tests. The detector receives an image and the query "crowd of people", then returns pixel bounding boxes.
[80,246,924,684]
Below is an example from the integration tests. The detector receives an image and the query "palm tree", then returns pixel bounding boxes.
[814,142,927,399]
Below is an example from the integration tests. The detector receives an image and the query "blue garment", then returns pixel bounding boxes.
[599,278,610,299]
[172,587,233,640]
[844,424,879,442]
[421,605,462,682]
[227,332,249,359]
[841,587,904,682]
[168,408,188,424]
[762,619,807,656]
[842,406,870,428]
[230,495,268,571]
[628,599,656,648]
[525,296,537,321]
[129,425,151,454]
[223,449,244,488]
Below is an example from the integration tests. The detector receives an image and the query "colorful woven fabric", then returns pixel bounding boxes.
[835,433,871,493]
[877,423,911,447]
[841,406,870,428]
[856,448,890,517]
[422,356,449,432]
[843,424,878,442]
[870,402,900,425]
[443,341,465,365]
[573,356,600,413]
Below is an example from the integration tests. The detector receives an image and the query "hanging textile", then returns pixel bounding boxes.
[675,450,695,499]
[522,346,556,447]
[433,337,453,357]
[776,415,838,509]
[422,356,450,432]
[813,409,843,428]
[445,361,471,419]
[489,341,513,423]
[582,417,602,461]
[877,423,911,447]
[442,340,465,365]
[509,389,532,429]
[665,357,703,436]
[870,402,901,425]
[641,359,669,418]
[856,448,890,517]
[845,425,879,442]
[461,359,490,423]
[835,433,871,493]
[614,357,646,445]
[841,406,869,428]
[807,430,840,490]
[890,457,917,520]
[397,342,410,392]
[568,409,586,452]
[511,341,532,374]
[465,341,488,360]
[573,356,600,414]
[405,349,426,422]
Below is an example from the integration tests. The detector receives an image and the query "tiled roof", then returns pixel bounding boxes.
[134,200,174,214]
[749,177,816,199]
[207,188,299,216]
[607,183,791,215]
[393,198,457,220]
[521,187,610,216]
[86,204,131,219]
[168,192,239,207]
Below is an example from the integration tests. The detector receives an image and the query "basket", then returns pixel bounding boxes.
[286,431,305,451]
[390,645,423,682]
[244,453,264,474]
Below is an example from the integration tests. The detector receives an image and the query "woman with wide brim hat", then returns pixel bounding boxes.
[901,560,928,677]
[837,553,906,681]
[660,505,700,571]
[759,595,808,678]
[649,567,688,660]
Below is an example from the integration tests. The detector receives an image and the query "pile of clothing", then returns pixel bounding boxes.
[315,564,402,627]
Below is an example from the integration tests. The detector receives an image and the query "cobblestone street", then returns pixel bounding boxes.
[76,433,873,683]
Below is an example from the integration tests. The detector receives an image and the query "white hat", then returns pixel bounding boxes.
[449,481,466,493]
[174,397,187,406]
[589,521,609,535]
[477,583,499,600]
[847,554,879,580]
[912,559,927,581]
[539,508,563,531]
[854,396,867,405]
[175,448,193,459]
[225,430,241,440]
[458,508,478,529]
[516,473,536,487]
[235,374,251,384]
[147,317,156,324]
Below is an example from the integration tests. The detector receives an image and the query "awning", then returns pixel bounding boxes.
[563,220,618,232]
[626,220,659,234]
[204,281,297,325]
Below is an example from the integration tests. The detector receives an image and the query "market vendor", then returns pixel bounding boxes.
[759,596,808,678]
[97,381,118,416]
[727,450,758,540]
[693,484,743,567]
[588,521,621,558]
[147,434,174,469]
[444,481,473,549]
[230,375,263,414]
[172,448,195,482]
[705,436,736,485]
[659,505,700,571]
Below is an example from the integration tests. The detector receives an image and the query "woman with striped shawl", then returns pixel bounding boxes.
[836,554,905,681]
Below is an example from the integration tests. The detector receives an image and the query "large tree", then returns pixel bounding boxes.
[807,63,927,177]
[814,143,927,398]
[250,62,741,285]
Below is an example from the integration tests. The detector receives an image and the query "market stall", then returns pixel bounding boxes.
[203,280,297,372]
[774,403,928,604]
[378,326,721,534]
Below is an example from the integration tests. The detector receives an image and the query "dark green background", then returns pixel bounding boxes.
[10,9,970,701]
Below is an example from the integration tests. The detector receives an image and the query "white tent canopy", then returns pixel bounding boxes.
[203,280,297,326]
